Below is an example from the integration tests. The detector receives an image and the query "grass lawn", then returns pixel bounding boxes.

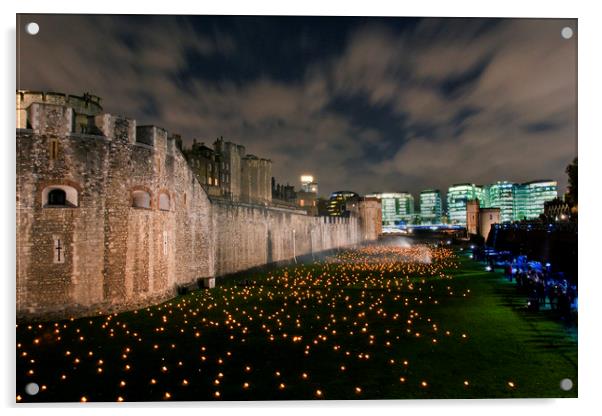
[16,245,577,402]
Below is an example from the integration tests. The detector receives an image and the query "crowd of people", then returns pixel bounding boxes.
[510,264,577,318]
[474,248,577,319]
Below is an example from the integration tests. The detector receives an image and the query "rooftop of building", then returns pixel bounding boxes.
[17,90,102,106]
[329,191,359,198]
[449,183,477,188]
[522,179,557,185]
[366,191,413,196]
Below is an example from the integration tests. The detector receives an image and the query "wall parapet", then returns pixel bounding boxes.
[16,91,380,321]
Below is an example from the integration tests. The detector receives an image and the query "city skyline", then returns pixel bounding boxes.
[17,15,576,196]
[14,12,579,403]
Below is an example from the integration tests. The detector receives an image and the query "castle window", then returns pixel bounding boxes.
[53,235,66,263]
[49,139,59,160]
[48,189,66,206]
[42,185,78,208]
[132,190,151,209]
[159,193,170,211]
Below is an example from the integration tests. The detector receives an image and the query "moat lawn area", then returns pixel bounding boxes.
[16,245,577,401]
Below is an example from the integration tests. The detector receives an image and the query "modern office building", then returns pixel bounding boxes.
[419,189,442,224]
[447,184,483,225]
[327,191,360,217]
[300,175,319,194]
[512,183,529,221]
[366,192,415,225]
[397,192,415,223]
[485,181,515,223]
[483,180,557,222]
[449,180,558,226]
[517,180,558,220]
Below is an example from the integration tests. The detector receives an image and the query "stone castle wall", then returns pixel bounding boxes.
[17,103,215,319]
[16,95,381,320]
[212,201,362,276]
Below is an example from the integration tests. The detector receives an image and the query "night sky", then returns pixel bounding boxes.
[17,15,577,198]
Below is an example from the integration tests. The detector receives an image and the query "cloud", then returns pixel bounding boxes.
[17,15,577,198]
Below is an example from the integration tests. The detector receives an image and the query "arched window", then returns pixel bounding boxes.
[42,185,78,208]
[159,193,170,211]
[48,189,66,206]
[132,190,151,209]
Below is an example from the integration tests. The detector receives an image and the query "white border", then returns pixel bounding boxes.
[2,1,600,416]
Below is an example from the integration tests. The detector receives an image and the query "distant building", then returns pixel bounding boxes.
[272,178,296,203]
[466,200,480,235]
[365,192,415,226]
[479,208,501,241]
[241,154,272,204]
[300,175,319,194]
[296,175,319,215]
[317,197,330,216]
[183,140,223,195]
[466,200,500,241]
[448,180,557,226]
[348,197,383,239]
[419,189,442,224]
[544,196,571,221]
[482,180,557,222]
[447,184,483,226]
[182,137,272,204]
[328,191,360,217]
[484,181,515,223]
[296,190,318,216]
[214,137,245,200]
[516,180,558,220]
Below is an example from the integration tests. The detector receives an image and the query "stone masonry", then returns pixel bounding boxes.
[16,91,381,320]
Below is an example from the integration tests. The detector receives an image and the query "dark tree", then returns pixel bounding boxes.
[565,158,577,208]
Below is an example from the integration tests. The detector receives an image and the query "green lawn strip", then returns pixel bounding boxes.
[16,249,577,401]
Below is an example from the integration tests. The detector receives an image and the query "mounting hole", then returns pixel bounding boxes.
[25,22,40,35]
[25,382,39,395]
[560,378,573,391]
[561,27,573,40]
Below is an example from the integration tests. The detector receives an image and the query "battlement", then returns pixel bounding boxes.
[16,90,380,320]
[17,90,102,115]
[16,92,188,155]
[214,137,246,157]
[22,102,137,143]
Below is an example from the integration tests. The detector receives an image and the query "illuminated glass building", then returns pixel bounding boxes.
[447,184,483,225]
[366,192,415,225]
[327,191,360,217]
[398,192,415,223]
[419,189,442,224]
[516,180,558,220]
[482,180,557,221]
[485,181,516,223]
[512,183,529,221]
[300,175,318,194]
[447,180,558,225]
